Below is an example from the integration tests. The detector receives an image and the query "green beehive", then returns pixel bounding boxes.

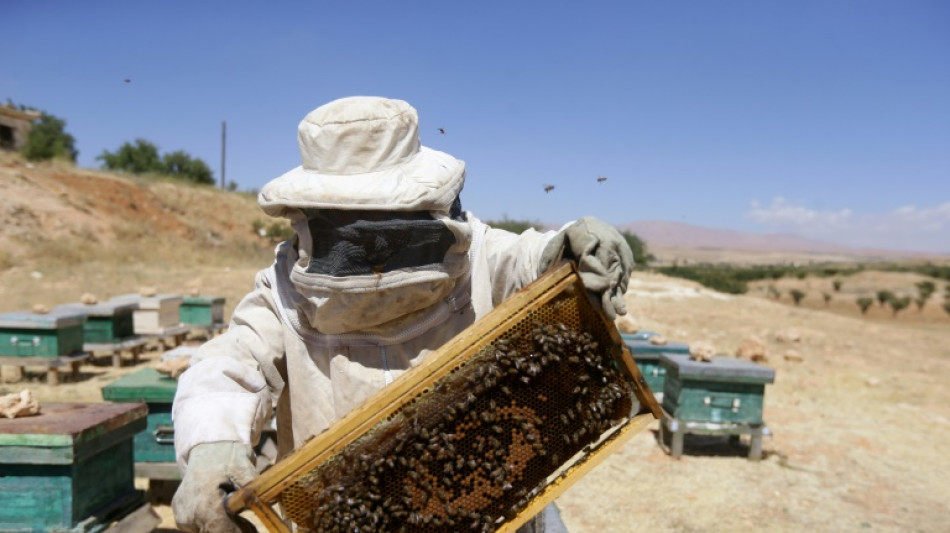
[624,339,690,395]
[56,301,138,344]
[0,402,147,532]
[660,353,775,424]
[179,296,225,327]
[0,309,86,358]
[101,367,178,466]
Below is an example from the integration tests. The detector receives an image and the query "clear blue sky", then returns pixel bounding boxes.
[3,1,948,253]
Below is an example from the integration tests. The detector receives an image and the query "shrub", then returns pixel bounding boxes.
[789,289,806,306]
[832,279,843,292]
[889,295,911,317]
[620,231,654,266]
[856,297,874,315]
[822,292,832,306]
[266,221,294,242]
[654,265,747,294]
[876,290,894,308]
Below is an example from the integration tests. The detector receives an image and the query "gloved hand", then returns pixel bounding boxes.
[539,217,634,320]
[173,441,259,533]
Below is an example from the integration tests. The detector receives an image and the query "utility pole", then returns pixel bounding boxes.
[220,120,227,189]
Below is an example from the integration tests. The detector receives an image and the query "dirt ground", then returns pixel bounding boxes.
[2,266,948,532]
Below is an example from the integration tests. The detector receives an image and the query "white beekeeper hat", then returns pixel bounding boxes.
[258,96,466,218]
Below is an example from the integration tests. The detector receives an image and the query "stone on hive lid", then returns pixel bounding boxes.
[0,389,40,419]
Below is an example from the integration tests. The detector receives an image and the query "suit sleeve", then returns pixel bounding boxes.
[479,221,561,306]
[173,268,287,470]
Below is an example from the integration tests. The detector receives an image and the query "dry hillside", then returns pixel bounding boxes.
[1,154,948,532]
[0,152,277,316]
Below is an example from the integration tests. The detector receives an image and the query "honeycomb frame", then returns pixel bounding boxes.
[226,261,661,532]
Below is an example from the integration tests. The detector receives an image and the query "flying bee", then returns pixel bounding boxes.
[543,184,555,193]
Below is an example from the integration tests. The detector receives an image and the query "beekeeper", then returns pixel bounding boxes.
[172,96,634,533]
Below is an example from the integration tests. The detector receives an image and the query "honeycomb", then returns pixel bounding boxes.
[276,284,637,533]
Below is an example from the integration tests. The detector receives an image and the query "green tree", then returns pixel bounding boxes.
[97,138,161,174]
[162,150,214,185]
[832,279,843,292]
[21,113,78,162]
[943,300,950,318]
[620,231,654,266]
[856,297,873,315]
[822,292,832,306]
[789,289,806,306]
[98,139,215,184]
[914,281,936,311]
[876,290,894,308]
[888,295,911,317]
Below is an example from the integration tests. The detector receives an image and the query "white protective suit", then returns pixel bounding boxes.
[173,97,629,533]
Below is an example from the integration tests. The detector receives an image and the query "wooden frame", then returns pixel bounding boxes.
[226,262,661,532]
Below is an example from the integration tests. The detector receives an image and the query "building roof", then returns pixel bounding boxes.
[0,106,42,122]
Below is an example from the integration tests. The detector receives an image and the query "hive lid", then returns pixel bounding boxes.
[620,330,659,342]
[660,353,775,383]
[625,339,691,360]
[182,296,225,305]
[56,300,139,317]
[0,308,86,329]
[102,367,178,403]
[135,294,184,309]
[0,402,147,464]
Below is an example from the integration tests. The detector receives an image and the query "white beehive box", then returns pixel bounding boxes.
[111,293,183,334]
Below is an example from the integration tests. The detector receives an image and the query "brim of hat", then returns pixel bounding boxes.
[258,146,465,217]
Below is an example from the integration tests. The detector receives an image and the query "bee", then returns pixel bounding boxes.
[597,175,608,183]
[544,185,555,193]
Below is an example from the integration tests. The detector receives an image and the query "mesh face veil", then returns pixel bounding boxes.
[284,199,472,336]
[302,199,465,278]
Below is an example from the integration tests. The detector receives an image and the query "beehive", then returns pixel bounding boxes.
[0,402,148,532]
[179,296,225,327]
[660,353,775,424]
[111,294,183,334]
[0,309,86,358]
[623,338,690,397]
[56,300,137,344]
[102,367,179,468]
[226,262,660,533]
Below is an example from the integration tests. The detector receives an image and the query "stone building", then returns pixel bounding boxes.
[0,105,42,150]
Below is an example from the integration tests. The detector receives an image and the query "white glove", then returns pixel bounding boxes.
[173,442,259,533]
[539,217,634,320]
